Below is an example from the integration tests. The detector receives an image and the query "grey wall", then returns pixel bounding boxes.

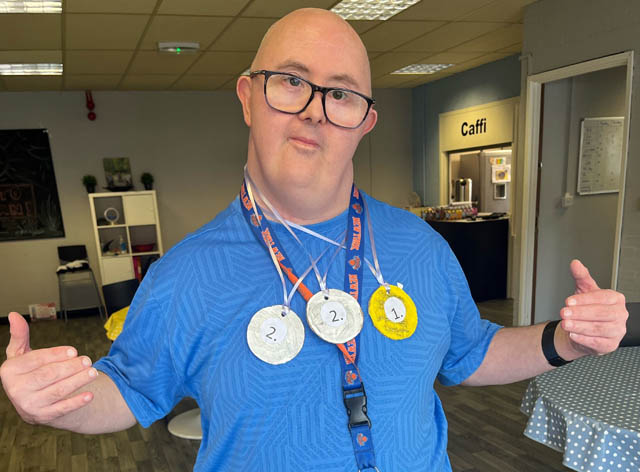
[0,88,412,317]
[412,54,521,205]
[524,0,640,302]
[534,67,626,322]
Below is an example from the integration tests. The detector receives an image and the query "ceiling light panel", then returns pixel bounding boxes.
[157,42,200,54]
[0,63,63,75]
[0,1,61,12]
[331,0,421,21]
[391,63,454,74]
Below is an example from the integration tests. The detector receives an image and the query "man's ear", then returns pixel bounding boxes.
[236,75,252,127]
[360,107,378,137]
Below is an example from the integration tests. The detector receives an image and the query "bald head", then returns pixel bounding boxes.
[235,8,378,224]
[251,8,372,95]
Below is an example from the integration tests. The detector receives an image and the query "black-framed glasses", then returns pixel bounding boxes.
[249,70,375,129]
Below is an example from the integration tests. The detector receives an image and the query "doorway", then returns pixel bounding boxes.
[517,52,633,325]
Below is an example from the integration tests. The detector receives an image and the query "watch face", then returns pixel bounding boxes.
[542,320,572,367]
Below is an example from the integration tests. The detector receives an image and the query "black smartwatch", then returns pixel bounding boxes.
[542,320,573,367]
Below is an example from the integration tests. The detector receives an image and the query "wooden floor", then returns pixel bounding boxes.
[0,301,569,471]
[0,315,200,472]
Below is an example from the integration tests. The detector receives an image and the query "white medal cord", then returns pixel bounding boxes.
[256,194,390,292]
[362,197,391,293]
[244,167,329,295]
[245,179,328,314]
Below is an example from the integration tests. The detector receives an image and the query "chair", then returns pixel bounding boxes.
[620,302,640,347]
[57,245,105,322]
[102,279,139,317]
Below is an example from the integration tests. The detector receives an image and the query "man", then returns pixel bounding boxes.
[0,8,628,472]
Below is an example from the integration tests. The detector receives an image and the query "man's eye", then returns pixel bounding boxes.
[331,90,345,100]
[288,77,301,87]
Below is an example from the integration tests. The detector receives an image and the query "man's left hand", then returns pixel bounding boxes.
[560,259,628,356]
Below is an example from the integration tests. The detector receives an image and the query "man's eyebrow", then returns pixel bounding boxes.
[275,60,310,74]
[275,60,361,90]
[327,73,359,90]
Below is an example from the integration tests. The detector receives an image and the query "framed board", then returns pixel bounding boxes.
[0,129,65,241]
[577,117,624,195]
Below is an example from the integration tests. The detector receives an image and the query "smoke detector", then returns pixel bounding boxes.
[157,42,200,54]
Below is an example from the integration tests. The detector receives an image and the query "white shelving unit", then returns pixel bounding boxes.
[89,190,163,285]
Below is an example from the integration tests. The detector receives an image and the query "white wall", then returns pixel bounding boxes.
[523,0,640,302]
[0,88,412,317]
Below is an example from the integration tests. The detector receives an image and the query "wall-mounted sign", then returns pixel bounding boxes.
[461,118,487,136]
[439,97,517,151]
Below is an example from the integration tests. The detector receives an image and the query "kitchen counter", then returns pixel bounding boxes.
[427,217,509,302]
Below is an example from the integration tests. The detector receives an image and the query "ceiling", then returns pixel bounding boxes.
[0,0,536,92]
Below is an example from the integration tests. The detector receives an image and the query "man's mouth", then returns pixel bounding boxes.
[289,136,319,148]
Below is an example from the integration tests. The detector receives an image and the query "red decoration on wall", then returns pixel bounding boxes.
[85,90,96,121]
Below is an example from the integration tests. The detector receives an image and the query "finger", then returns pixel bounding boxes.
[27,356,93,391]
[6,346,78,375]
[568,332,619,355]
[6,312,31,358]
[570,259,600,294]
[562,319,626,340]
[566,289,624,307]
[35,367,98,408]
[37,391,94,424]
[561,304,628,322]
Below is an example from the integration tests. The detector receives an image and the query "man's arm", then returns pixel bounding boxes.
[1,312,136,434]
[462,260,628,387]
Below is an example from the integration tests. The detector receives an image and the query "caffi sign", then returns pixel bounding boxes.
[461,118,487,136]
[439,97,516,151]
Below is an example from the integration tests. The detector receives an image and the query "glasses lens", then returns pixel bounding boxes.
[265,73,312,113]
[325,89,369,128]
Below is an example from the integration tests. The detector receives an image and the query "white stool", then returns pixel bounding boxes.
[167,408,202,440]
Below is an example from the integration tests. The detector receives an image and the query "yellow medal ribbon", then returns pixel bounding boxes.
[368,284,418,340]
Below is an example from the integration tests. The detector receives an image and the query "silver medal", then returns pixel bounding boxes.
[247,305,305,365]
[306,289,363,344]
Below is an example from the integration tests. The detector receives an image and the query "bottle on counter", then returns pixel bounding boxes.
[118,235,127,254]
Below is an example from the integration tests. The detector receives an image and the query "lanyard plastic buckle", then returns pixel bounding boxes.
[343,386,371,430]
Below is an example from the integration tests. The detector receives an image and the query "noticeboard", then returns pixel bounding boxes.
[577,117,624,195]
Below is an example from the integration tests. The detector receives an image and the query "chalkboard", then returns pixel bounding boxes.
[0,129,65,241]
[577,117,624,195]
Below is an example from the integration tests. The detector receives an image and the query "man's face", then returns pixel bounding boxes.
[237,11,377,198]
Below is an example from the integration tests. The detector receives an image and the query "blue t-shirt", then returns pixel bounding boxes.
[95,193,501,471]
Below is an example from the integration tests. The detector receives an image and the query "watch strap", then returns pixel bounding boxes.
[542,320,572,367]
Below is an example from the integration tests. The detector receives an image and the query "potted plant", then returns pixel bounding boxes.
[82,174,97,193]
[140,172,154,190]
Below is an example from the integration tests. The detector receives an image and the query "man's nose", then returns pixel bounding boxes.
[298,90,326,124]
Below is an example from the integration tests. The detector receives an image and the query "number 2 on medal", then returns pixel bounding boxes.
[330,310,343,322]
[266,326,276,342]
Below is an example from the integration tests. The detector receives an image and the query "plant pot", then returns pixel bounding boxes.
[85,185,96,193]
[143,183,153,190]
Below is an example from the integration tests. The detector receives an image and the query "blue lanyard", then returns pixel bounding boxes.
[239,181,377,471]
[340,186,377,471]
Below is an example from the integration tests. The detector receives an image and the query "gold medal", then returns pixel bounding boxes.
[368,284,417,340]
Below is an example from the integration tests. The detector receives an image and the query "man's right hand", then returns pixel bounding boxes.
[0,312,97,425]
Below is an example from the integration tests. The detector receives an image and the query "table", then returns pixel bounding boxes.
[521,347,640,472]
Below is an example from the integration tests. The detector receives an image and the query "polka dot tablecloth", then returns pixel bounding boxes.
[521,347,640,472]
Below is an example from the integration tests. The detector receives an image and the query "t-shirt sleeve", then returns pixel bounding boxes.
[94,263,186,427]
[437,248,502,386]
